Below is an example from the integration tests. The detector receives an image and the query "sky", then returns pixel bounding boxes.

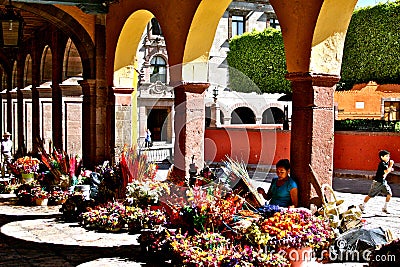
[356,0,396,8]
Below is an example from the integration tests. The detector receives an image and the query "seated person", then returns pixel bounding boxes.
[257,159,298,207]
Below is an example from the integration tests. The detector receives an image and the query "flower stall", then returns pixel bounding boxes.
[6,146,347,266]
[55,149,342,266]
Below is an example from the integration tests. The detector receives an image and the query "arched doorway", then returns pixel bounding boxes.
[262,107,284,124]
[147,108,169,142]
[231,107,255,124]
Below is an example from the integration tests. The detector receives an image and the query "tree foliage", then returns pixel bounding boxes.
[340,1,400,90]
[227,28,291,94]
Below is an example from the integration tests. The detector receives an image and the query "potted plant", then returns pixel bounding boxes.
[48,189,68,205]
[12,156,40,183]
[32,187,49,206]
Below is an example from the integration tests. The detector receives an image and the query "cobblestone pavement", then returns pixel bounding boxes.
[2,176,400,266]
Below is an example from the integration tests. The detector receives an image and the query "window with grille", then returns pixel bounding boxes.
[232,15,245,37]
[384,101,400,121]
[150,56,167,83]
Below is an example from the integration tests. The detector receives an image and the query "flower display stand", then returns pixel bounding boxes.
[35,198,48,206]
[21,173,35,184]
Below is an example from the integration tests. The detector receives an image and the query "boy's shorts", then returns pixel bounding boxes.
[367,180,392,197]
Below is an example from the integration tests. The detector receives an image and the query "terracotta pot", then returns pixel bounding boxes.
[35,198,48,206]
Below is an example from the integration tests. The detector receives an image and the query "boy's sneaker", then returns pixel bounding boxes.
[382,208,390,214]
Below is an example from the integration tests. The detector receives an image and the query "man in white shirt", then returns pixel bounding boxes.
[1,132,13,174]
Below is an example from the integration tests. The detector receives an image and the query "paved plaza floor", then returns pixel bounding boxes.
[1,176,399,266]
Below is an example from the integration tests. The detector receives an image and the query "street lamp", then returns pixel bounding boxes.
[0,0,23,48]
[212,86,218,103]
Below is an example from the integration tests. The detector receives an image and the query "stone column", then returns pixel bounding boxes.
[51,29,64,151]
[31,39,41,153]
[17,88,24,155]
[51,83,63,150]
[31,85,40,153]
[210,102,217,127]
[94,15,109,163]
[113,87,134,152]
[80,79,97,168]
[173,83,209,178]
[287,72,339,207]
[223,117,231,125]
[138,105,147,146]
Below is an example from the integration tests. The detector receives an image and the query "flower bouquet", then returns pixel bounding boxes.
[141,208,167,229]
[258,208,335,251]
[11,157,40,182]
[125,206,144,232]
[48,189,68,205]
[38,143,80,188]
[31,187,49,206]
[80,201,127,232]
[166,231,290,266]
[126,180,169,207]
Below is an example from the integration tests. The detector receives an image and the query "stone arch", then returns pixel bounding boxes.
[226,102,256,118]
[231,106,256,124]
[107,0,226,85]
[270,0,357,73]
[182,0,232,82]
[262,107,284,124]
[23,55,32,88]
[63,38,83,80]
[113,9,154,87]
[11,3,95,79]
[40,46,52,83]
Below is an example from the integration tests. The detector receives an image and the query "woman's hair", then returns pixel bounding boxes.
[276,159,290,170]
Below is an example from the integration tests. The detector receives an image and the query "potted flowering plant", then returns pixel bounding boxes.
[12,156,40,183]
[126,180,169,207]
[31,187,49,206]
[48,189,68,205]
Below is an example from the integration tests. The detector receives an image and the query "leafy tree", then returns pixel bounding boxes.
[227,28,291,94]
[340,1,400,90]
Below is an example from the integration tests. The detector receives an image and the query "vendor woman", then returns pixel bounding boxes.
[257,159,298,207]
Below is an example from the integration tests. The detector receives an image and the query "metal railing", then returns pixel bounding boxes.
[139,146,173,163]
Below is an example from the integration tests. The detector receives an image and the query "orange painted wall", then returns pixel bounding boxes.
[204,128,290,166]
[204,128,400,171]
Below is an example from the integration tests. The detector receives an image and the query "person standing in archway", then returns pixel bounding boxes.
[145,129,152,148]
[1,132,13,176]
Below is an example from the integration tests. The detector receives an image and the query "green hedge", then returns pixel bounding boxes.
[335,119,400,132]
[227,28,291,94]
[226,2,400,93]
[339,2,400,90]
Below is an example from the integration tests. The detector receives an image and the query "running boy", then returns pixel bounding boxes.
[360,150,394,213]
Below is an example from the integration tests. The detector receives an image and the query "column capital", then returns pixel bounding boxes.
[79,79,97,95]
[174,82,210,94]
[113,87,135,94]
[286,72,340,87]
